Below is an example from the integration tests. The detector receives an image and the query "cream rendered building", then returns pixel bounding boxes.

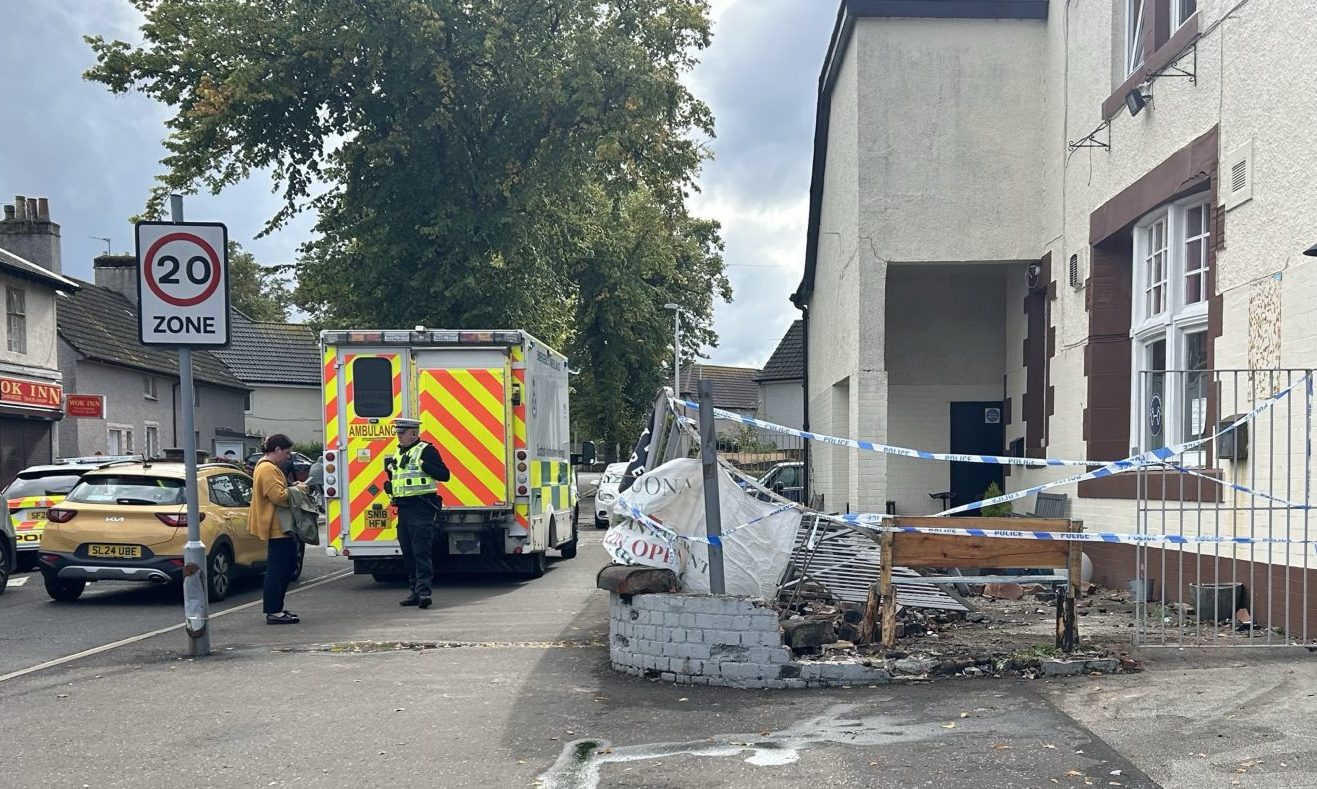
[795,0,1316,623]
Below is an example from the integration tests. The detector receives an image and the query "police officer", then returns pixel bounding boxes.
[384,418,450,609]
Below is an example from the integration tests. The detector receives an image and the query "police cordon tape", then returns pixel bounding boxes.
[1169,463,1311,510]
[614,489,1317,550]
[675,373,1311,476]
[674,400,1105,468]
[860,523,1317,548]
[933,374,1310,516]
[624,376,1306,550]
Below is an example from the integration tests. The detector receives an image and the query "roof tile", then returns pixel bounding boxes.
[211,313,319,386]
[56,282,246,389]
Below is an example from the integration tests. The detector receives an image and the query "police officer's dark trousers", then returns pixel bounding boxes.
[396,498,438,600]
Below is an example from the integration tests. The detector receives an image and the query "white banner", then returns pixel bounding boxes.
[611,458,799,598]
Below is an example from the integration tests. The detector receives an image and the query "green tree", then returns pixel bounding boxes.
[85,0,725,442]
[227,241,292,321]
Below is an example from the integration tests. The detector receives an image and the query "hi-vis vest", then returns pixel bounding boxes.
[392,440,438,498]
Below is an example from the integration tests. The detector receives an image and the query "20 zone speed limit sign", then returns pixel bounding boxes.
[136,221,231,347]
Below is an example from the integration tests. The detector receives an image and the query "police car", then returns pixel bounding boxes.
[3,457,138,573]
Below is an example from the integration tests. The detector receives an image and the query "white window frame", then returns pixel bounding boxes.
[1130,196,1212,463]
[1125,0,1147,76]
[107,423,135,455]
[1173,0,1197,30]
[6,286,26,354]
[144,422,161,458]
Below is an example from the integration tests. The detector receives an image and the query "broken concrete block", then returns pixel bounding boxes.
[782,618,833,650]
[1040,659,1086,677]
[892,657,938,675]
[1084,658,1119,674]
[983,583,1026,601]
[596,565,680,595]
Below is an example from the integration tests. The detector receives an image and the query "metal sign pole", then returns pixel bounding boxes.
[698,379,725,594]
[171,194,211,655]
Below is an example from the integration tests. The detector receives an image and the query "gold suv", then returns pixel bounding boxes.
[39,462,302,602]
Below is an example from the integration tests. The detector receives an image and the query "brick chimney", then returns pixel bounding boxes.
[94,254,138,307]
[0,195,63,275]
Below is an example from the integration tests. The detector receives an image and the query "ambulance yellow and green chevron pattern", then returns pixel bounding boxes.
[529,460,572,515]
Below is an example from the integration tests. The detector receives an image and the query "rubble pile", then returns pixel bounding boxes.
[775,583,1142,680]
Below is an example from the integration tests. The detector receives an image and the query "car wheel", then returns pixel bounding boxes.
[594,517,608,530]
[206,546,233,602]
[372,572,408,584]
[43,572,85,602]
[0,541,10,595]
[290,542,305,583]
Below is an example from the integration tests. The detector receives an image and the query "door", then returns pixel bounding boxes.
[342,351,405,547]
[948,401,1005,514]
[414,349,512,509]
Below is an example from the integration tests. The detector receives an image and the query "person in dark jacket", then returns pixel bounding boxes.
[384,418,450,609]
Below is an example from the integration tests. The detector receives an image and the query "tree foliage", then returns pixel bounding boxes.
[226,241,292,321]
[86,0,726,447]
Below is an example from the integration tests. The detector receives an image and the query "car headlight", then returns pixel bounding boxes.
[599,491,616,504]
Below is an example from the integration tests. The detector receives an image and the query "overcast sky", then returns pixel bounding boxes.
[0,0,834,368]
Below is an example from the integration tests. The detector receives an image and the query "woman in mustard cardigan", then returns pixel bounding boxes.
[249,433,304,624]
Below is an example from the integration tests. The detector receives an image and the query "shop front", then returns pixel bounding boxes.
[0,373,64,486]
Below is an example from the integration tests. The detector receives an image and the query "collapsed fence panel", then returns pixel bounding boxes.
[778,515,967,612]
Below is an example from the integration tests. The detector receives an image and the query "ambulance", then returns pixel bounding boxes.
[320,329,592,579]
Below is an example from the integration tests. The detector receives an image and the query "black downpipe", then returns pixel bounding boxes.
[796,302,810,508]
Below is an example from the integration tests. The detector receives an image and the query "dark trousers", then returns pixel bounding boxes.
[397,505,437,599]
[263,536,298,614]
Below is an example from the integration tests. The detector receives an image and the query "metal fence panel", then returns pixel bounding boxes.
[1134,369,1312,647]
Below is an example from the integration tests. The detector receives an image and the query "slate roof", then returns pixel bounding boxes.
[56,282,247,390]
[756,320,804,382]
[211,312,320,386]
[679,363,761,411]
[0,247,79,292]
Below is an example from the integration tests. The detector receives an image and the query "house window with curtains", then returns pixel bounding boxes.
[1130,197,1211,463]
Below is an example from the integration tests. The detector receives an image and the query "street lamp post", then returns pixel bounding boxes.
[663,303,682,397]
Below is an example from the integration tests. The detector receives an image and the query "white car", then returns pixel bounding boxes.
[593,462,630,528]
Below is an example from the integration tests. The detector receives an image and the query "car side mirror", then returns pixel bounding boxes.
[572,441,596,466]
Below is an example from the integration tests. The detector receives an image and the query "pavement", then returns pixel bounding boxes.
[2,526,1315,788]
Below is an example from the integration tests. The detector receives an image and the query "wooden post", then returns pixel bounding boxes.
[1058,521,1083,652]
[859,581,881,645]
[879,531,897,648]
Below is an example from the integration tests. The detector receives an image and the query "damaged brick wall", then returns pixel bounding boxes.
[607,592,893,689]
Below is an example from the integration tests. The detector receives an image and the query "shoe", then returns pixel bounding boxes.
[281,610,300,621]
[418,597,432,609]
[266,612,299,625]
[399,596,420,607]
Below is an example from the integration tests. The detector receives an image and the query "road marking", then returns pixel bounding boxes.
[0,569,352,684]
[9,576,29,587]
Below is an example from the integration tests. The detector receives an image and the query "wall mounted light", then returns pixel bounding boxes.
[1125,87,1152,117]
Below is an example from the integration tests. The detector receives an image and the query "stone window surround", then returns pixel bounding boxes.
[5,285,26,354]
[1080,125,1221,501]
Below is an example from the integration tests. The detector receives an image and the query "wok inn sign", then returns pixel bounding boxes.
[0,375,63,411]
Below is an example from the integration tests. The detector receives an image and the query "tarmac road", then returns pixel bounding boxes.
[0,542,344,677]
[1,518,1312,787]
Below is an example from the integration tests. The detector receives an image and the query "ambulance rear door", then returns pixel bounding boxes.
[412,347,513,511]
[338,348,408,555]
